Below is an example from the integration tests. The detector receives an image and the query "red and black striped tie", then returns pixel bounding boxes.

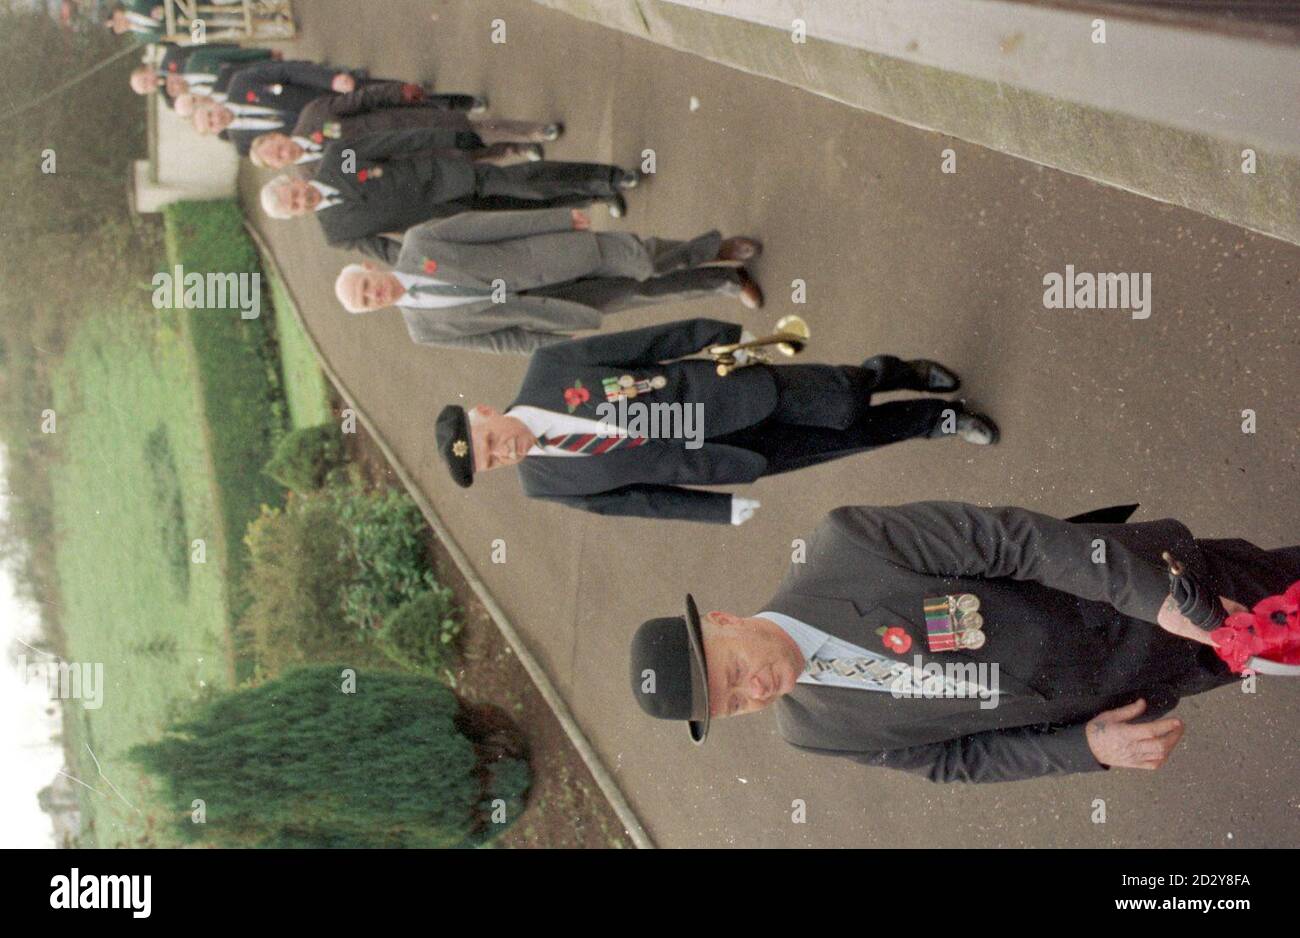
[539,433,649,455]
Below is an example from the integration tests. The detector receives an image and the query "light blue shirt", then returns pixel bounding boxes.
[759,610,897,693]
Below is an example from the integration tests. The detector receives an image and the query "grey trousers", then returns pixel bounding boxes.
[522,230,737,314]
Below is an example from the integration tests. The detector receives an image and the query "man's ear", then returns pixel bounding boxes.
[472,404,500,420]
[707,611,743,628]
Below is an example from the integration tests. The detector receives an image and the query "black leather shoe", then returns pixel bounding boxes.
[606,194,628,218]
[910,359,961,392]
[956,411,999,445]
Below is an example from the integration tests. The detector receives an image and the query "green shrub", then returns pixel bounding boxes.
[332,488,437,629]
[239,498,354,677]
[130,665,517,848]
[375,587,461,673]
[264,423,344,493]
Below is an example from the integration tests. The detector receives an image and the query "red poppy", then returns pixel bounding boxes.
[1210,579,1300,672]
[310,131,324,145]
[423,259,438,274]
[563,386,590,409]
[357,169,369,183]
[881,627,912,654]
[401,82,424,103]
[245,91,257,102]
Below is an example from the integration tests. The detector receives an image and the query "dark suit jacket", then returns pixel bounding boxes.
[767,501,1235,783]
[220,61,341,155]
[313,130,480,250]
[510,318,779,523]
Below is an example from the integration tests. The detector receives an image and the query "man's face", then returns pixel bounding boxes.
[341,268,404,312]
[469,407,537,472]
[130,68,157,95]
[164,74,189,98]
[194,103,234,134]
[277,178,321,216]
[254,134,302,169]
[702,612,805,719]
[107,10,129,33]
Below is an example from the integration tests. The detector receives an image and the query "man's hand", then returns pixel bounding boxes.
[730,497,759,526]
[1085,699,1184,770]
[332,74,357,94]
[1156,593,1225,647]
[571,209,591,231]
[400,82,425,103]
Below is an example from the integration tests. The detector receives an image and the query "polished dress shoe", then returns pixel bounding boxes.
[541,123,564,141]
[606,193,628,218]
[616,169,640,190]
[734,269,764,310]
[909,359,961,392]
[956,410,999,445]
[717,237,762,262]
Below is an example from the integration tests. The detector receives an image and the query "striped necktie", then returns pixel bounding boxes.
[538,433,649,455]
[808,654,985,696]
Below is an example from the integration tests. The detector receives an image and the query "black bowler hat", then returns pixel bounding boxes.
[435,405,474,488]
[629,594,711,744]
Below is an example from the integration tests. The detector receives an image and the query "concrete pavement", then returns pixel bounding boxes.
[245,0,1300,847]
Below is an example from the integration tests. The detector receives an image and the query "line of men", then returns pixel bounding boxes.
[126,34,1297,787]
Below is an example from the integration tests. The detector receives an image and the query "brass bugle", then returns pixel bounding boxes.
[709,315,810,376]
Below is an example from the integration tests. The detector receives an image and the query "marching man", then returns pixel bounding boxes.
[628,501,1300,780]
[434,318,998,524]
[333,209,763,354]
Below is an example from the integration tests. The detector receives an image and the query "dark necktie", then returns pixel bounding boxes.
[538,433,649,455]
[407,280,497,299]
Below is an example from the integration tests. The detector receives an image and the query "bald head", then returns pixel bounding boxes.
[130,66,158,95]
[335,264,406,313]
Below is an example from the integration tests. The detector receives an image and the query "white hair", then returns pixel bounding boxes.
[260,175,297,220]
[334,264,370,314]
[248,135,275,169]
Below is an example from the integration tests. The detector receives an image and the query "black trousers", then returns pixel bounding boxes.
[463,161,621,210]
[357,78,476,112]
[713,358,957,476]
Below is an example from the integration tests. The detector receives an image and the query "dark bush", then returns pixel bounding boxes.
[238,498,354,677]
[130,665,529,847]
[374,587,462,674]
[332,488,437,629]
[264,423,344,493]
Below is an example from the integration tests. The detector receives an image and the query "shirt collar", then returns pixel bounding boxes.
[292,136,322,161]
[505,406,554,445]
[756,611,825,668]
[310,179,340,207]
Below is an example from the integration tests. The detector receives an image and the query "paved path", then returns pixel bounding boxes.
[244,0,1300,847]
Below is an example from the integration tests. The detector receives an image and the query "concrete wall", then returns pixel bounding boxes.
[133,93,240,214]
[533,0,1300,246]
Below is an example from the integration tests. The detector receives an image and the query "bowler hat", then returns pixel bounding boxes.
[629,594,710,744]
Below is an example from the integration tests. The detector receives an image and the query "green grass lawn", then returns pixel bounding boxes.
[51,311,234,847]
[50,204,335,846]
[267,267,333,430]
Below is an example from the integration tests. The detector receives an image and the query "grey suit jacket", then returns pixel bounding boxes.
[390,210,614,354]
[768,502,1233,783]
